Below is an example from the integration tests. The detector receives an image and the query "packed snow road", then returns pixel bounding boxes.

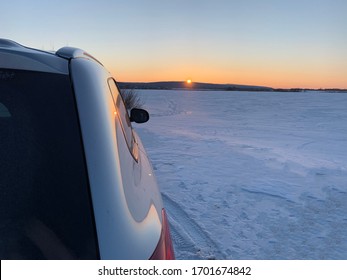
[134,90,347,259]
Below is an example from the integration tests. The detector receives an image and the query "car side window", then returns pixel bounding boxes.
[108,79,137,159]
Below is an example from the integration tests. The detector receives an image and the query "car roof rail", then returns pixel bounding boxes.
[0,38,69,74]
[0,38,55,55]
[56,47,103,66]
[0,38,24,48]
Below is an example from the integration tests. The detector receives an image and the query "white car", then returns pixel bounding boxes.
[0,39,175,259]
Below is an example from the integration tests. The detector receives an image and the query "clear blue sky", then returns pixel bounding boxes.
[1,0,347,88]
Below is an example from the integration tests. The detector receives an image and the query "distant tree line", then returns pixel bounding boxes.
[118,81,347,93]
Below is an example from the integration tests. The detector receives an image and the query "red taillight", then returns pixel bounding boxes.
[150,209,175,260]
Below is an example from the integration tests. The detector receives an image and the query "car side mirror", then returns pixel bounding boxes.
[130,108,149,123]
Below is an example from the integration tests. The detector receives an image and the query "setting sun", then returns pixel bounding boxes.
[186,79,192,84]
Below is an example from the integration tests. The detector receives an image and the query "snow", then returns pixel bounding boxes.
[134,90,347,260]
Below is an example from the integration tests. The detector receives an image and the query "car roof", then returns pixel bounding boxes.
[0,39,102,74]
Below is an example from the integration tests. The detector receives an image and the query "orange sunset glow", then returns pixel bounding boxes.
[108,60,346,89]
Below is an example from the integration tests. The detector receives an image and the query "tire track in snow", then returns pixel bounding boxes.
[162,193,226,260]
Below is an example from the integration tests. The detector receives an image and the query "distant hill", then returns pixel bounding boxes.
[118,81,347,93]
[118,81,273,91]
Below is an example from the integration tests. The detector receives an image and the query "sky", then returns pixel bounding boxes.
[1,0,347,88]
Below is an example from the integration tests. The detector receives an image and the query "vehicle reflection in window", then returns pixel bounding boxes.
[0,102,11,117]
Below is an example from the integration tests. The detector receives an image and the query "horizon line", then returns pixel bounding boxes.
[118,80,347,91]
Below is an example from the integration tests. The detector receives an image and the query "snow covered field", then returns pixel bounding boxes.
[134,90,347,260]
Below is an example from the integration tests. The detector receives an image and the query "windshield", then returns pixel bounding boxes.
[0,69,98,259]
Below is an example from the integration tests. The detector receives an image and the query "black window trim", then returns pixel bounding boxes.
[68,64,101,259]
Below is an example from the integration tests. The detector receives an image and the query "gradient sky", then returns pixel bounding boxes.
[1,0,347,88]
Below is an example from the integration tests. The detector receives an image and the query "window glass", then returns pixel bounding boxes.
[0,69,98,259]
[108,80,134,152]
